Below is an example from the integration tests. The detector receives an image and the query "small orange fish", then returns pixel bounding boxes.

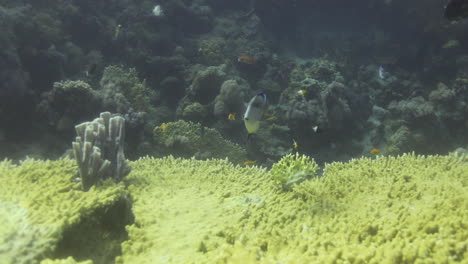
[161,123,167,133]
[237,55,256,65]
[228,113,236,120]
[243,160,256,166]
[369,148,381,155]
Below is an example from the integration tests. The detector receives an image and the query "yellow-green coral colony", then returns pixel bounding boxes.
[2,153,467,263]
[0,159,126,264]
[270,152,320,190]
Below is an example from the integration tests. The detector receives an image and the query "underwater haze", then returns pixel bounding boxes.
[0,0,467,163]
[0,0,467,263]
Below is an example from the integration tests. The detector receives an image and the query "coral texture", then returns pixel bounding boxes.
[0,158,126,264]
[1,153,467,263]
[119,153,467,263]
[100,66,154,113]
[153,120,247,164]
[270,153,319,190]
[37,80,101,131]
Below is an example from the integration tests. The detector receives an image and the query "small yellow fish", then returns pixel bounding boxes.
[265,116,276,121]
[161,123,167,133]
[227,113,236,120]
[243,160,256,166]
[114,24,122,40]
[293,139,298,149]
[298,89,307,96]
[369,148,381,155]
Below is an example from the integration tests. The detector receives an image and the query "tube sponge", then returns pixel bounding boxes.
[270,153,319,190]
[72,112,131,190]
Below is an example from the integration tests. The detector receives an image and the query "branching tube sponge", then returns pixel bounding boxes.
[72,112,131,190]
[270,153,319,191]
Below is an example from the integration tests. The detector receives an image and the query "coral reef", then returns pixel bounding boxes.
[118,156,272,264]
[37,80,102,132]
[250,123,293,165]
[388,96,435,124]
[197,37,228,65]
[0,158,130,264]
[1,150,467,263]
[36,66,153,141]
[153,120,247,164]
[179,102,209,124]
[0,0,467,165]
[281,59,366,133]
[429,82,467,121]
[213,79,249,117]
[190,64,227,104]
[99,66,155,113]
[118,153,467,263]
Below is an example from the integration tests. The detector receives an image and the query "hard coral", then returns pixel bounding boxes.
[213,79,248,117]
[120,153,468,263]
[388,96,435,122]
[37,80,101,131]
[198,37,227,65]
[270,153,319,191]
[190,64,226,104]
[181,102,208,123]
[100,66,154,112]
[153,120,246,164]
[429,82,466,121]
[0,158,128,264]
